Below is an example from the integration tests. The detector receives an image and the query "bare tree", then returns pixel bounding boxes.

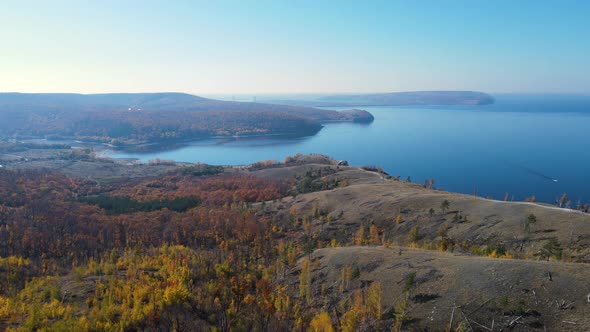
[558,193,568,208]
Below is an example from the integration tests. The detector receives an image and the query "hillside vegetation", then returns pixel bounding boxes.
[0,93,373,145]
[0,155,588,331]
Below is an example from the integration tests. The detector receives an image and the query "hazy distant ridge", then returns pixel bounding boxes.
[0,92,373,119]
[318,91,495,105]
[268,90,495,107]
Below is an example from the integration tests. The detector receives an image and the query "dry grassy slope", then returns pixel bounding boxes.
[251,165,590,261]
[311,246,590,331]
[250,164,590,330]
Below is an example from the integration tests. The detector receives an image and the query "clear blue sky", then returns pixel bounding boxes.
[1,0,589,94]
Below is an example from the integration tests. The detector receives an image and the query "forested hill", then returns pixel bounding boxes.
[0,92,374,144]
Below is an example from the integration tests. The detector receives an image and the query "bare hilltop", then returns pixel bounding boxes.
[247,155,590,331]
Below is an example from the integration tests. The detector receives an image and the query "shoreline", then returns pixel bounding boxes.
[2,140,588,212]
[362,166,590,215]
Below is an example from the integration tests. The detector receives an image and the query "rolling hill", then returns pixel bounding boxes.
[1,151,589,330]
[0,92,374,144]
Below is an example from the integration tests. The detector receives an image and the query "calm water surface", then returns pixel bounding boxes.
[109,95,590,204]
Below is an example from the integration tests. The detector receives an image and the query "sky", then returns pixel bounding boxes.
[1,0,589,95]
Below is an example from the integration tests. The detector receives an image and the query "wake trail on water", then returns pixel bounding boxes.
[505,162,558,182]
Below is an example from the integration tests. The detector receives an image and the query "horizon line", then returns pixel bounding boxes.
[1,90,590,97]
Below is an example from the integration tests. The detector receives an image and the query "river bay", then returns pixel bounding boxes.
[108,94,590,204]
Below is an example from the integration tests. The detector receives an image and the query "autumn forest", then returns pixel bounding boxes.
[0,160,387,331]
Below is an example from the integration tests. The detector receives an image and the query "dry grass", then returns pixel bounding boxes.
[254,164,590,329]
[310,246,590,331]
[253,164,590,262]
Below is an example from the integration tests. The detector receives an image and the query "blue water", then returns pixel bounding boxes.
[108,95,590,204]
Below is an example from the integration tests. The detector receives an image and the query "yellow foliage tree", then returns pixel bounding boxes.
[355,226,366,246]
[340,308,361,332]
[309,311,334,332]
[299,258,312,304]
[339,265,352,292]
[366,281,382,319]
[369,225,381,245]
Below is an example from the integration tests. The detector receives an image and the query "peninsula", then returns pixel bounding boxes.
[0,92,374,146]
